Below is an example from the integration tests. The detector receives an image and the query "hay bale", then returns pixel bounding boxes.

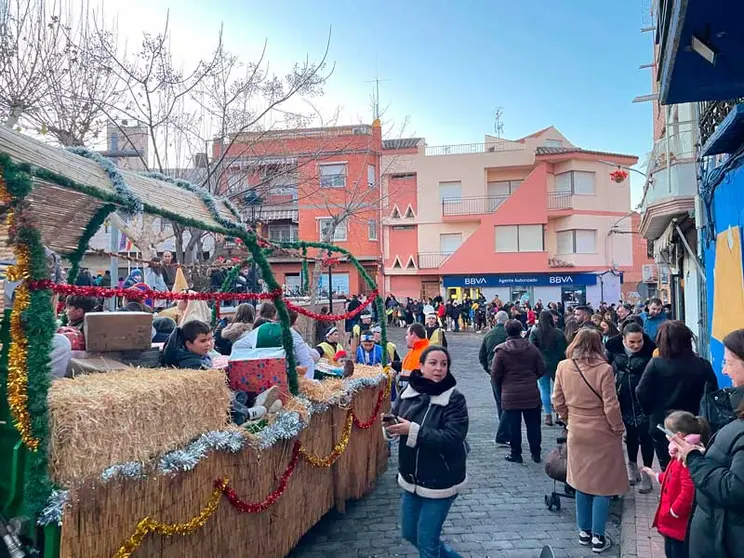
[48,367,231,485]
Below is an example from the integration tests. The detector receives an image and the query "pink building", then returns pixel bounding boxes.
[381,127,640,307]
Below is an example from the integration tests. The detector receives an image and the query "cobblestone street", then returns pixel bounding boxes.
[290,330,623,558]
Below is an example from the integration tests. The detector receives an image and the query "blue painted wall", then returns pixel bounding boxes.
[703,164,744,387]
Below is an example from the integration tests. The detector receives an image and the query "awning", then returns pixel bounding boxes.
[257,208,298,222]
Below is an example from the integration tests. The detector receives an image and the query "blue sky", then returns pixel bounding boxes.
[112,0,654,201]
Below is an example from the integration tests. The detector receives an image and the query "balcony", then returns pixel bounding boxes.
[441,196,508,217]
[417,252,453,269]
[547,192,572,211]
[425,139,525,157]
[639,160,697,240]
[647,129,696,174]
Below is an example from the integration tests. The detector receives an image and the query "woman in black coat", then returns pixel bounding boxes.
[384,345,468,558]
[668,329,744,558]
[636,321,718,470]
[606,322,656,492]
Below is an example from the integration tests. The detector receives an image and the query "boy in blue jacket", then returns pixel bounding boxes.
[163,320,214,369]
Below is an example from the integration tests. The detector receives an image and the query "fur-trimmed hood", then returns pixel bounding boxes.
[221,322,253,342]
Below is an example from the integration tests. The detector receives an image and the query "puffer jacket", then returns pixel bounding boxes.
[221,322,253,343]
[491,337,545,411]
[605,334,656,426]
[388,380,469,498]
[687,418,744,558]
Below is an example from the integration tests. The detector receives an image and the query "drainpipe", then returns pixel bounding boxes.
[666,105,672,195]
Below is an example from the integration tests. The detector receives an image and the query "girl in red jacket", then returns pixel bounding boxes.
[642,411,710,558]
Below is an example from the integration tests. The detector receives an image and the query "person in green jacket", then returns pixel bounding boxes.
[479,310,509,444]
[529,310,568,426]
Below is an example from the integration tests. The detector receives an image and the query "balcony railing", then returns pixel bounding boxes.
[417,252,453,269]
[647,128,697,175]
[425,140,526,156]
[441,195,509,216]
[547,192,572,210]
[699,98,744,146]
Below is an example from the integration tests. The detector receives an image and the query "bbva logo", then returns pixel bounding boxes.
[549,276,574,284]
[464,277,487,285]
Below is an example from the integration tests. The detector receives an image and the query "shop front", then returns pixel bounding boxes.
[442,272,601,306]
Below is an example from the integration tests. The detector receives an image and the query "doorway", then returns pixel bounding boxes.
[561,286,586,306]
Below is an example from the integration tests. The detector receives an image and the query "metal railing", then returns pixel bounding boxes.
[441,195,509,215]
[417,252,453,269]
[698,98,744,146]
[647,128,697,174]
[547,192,572,210]
[425,140,526,156]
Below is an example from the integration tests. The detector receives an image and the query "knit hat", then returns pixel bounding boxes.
[325,326,338,338]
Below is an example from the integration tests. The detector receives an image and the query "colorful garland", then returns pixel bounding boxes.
[301,246,309,294]
[112,478,228,558]
[286,290,378,321]
[26,281,281,302]
[298,410,354,468]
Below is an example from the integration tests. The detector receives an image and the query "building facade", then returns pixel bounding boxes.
[215,122,384,296]
[652,0,744,384]
[381,127,641,307]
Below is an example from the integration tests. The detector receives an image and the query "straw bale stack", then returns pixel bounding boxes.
[48,367,231,485]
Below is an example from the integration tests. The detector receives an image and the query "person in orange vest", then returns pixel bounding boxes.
[398,323,429,393]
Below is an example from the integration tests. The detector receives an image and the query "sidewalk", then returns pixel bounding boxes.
[620,485,665,558]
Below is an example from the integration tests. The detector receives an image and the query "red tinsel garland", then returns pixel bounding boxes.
[351,387,386,429]
[27,280,281,302]
[218,441,301,513]
[283,290,379,321]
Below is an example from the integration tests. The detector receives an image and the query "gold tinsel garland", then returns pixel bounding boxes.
[112,478,228,558]
[298,410,354,468]
[3,196,39,450]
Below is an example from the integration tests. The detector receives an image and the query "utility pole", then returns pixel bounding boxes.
[366,61,389,121]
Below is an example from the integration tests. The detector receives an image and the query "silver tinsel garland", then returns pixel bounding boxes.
[37,489,69,526]
[100,461,145,482]
[67,146,143,214]
[158,430,246,475]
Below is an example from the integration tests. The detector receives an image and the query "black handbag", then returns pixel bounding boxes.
[701,385,744,435]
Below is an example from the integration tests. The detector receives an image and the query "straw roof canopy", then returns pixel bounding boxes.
[0,126,239,254]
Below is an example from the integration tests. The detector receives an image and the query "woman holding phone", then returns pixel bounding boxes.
[383,345,468,558]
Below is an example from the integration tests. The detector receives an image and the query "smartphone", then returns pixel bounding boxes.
[382,414,400,425]
[656,424,675,437]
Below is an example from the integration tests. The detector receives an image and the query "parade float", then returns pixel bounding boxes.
[0,125,391,558]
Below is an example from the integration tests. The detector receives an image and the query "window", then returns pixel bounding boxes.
[404,205,415,218]
[367,164,375,187]
[392,225,415,231]
[368,219,378,240]
[391,205,401,218]
[494,224,544,252]
[439,233,463,254]
[267,223,298,242]
[544,139,563,148]
[487,180,521,197]
[555,171,596,195]
[438,181,462,202]
[318,218,347,241]
[319,163,346,187]
[557,229,597,254]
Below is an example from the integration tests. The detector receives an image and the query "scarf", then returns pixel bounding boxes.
[408,369,457,396]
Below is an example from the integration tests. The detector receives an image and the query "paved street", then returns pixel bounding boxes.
[290,330,623,558]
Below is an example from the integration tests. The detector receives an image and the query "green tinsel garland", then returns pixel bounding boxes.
[65,204,116,285]
[301,247,309,294]
[212,265,242,326]
[241,231,298,395]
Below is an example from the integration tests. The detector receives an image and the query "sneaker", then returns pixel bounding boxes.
[246,405,267,421]
[544,414,554,426]
[254,386,280,410]
[505,454,523,463]
[627,462,641,485]
[531,453,541,464]
[638,470,653,494]
[578,530,592,546]
[592,534,612,553]
[268,400,283,414]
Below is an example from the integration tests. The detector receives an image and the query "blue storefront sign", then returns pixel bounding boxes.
[442,273,598,288]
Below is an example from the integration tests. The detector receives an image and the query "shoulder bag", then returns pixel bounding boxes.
[572,359,602,402]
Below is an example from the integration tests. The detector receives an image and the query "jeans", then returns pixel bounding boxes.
[490,379,509,444]
[664,536,688,558]
[400,491,462,558]
[502,407,542,457]
[537,375,553,415]
[575,490,610,536]
[625,421,655,467]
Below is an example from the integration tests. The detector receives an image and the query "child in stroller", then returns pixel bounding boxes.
[543,427,576,511]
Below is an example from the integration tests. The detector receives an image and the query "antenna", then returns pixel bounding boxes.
[366,59,389,121]
[493,107,504,138]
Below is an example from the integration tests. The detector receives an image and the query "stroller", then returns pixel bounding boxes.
[543,427,575,511]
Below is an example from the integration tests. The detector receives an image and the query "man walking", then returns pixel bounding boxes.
[642,297,667,342]
[479,310,510,444]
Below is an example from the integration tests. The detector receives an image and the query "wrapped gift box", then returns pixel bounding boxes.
[228,347,288,401]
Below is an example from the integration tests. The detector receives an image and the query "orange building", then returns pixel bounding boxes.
[214,122,383,296]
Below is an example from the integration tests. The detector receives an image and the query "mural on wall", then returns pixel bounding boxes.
[711,226,744,342]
